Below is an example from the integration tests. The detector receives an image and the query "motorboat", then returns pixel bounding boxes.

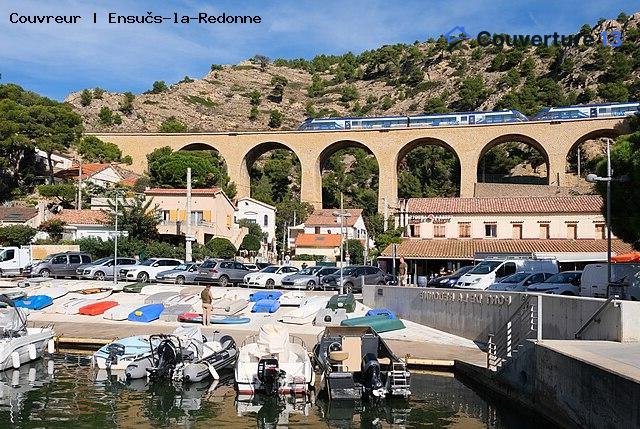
[313,326,410,400]
[124,325,237,383]
[281,296,329,325]
[140,284,183,296]
[235,324,314,396]
[51,297,94,315]
[103,303,140,321]
[0,294,55,371]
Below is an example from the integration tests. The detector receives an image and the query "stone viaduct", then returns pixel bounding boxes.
[91,116,630,212]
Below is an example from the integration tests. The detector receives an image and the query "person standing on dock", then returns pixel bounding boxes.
[399,257,407,287]
[201,284,213,326]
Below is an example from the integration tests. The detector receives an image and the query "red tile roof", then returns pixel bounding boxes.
[295,233,342,248]
[119,177,138,186]
[304,209,363,228]
[145,188,222,196]
[0,207,38,222]
[54,163,113,180]
[380,238,634,260]
[51,209,110,225]
[405,196,603,214]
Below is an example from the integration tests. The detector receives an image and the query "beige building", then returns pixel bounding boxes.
[293,233,342,261]
[0,207,40,228]
[289,208,369,250]
[144,188,246,247]
[396,195,610,241]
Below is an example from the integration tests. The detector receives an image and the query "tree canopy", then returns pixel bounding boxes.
[108,195,159,242]
[0,225,37,246]
[74,136,132,164]
[147,147,235,197]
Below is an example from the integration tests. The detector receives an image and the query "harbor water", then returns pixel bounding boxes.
[0,355,551,429]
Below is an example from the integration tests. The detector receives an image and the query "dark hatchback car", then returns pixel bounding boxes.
[426,265,474,288]
[321,265,392,293]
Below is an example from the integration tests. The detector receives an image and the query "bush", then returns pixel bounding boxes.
[598,82,629,102]
[93,87,105,99]
[240,234,261,252]
[80,89,92,107]
[268,110,283,128]
[210,64,223,71]
[38,219,66,242]
[380,96,394,110]
[178,76,194,84]
[340,85,359,102]
[292,254,326,262]
[249,105,259,121]
[307,74,326,97]
[248,90,261,106]
[99,106,113,125]
[149,81,168,94]
[204,237,236,259]
[112,114,122,125]
[119,92,135,115]
[0,225,37,246]
[159,116,188,132]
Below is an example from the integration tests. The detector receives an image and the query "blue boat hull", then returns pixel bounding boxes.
[14,295,53,310]
[128,304,164,322]
[249,291,282,302]
[251,299,280,313]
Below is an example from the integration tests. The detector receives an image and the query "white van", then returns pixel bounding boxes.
[0,247,32,277]
[580,263,640,298]
[455,258,559,290]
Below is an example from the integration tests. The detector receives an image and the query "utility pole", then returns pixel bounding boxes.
[77,160,83,210]
[113,190,119,289]
[383,197,388,231]
[185,168,192,263]
[333,193,352,294]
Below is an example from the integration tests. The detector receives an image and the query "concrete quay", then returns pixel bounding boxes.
[366,285,640,429]
[1,279,486,367]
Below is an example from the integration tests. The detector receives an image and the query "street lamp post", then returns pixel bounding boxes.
[585,138,627,289]
[113,190,120,289]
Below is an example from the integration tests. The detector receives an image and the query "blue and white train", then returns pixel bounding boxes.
[532,102,640,120]
[297,102,639,131]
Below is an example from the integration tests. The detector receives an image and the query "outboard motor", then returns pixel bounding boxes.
[362,353,385,398]
[104,343,125,369]
[147,339,180,381]
[257,358,285,396]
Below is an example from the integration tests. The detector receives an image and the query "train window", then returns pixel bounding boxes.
[598,108,607,114]
[461,116,467,121]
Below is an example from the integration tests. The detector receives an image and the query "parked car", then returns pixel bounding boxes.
[281,266,339,290]
[78,257,138,281]
[25,251,92,279]
[526,271,583,295]
[194,259,250,287]
[119,258,183,282]
[487,272,554,292]
[244,263,260,272]
[427,265,474,288]
[244,265,300,288]
[156,262,201,284]
[580,263,640,298]
[321,265,390,293]
[456,258,559,290]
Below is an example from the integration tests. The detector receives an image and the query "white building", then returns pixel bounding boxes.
[54,163,124,188]
[288,208,369,248]
[235,197,277,245]
[50,209,115,241]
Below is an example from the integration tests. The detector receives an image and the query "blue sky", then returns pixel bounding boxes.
[1,0,637,100]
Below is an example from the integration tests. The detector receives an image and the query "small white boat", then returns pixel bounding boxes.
[31,287,68,300]
[0,299,54,371]
[211,298,248,316]
[103,303,140,321]
[144,292,179,304]
[235,324,314,396]
[67,288,112,301]
[280,291,306,307]
[140,285,183,296]
[282,296,329,325]
[53,298,93,315]
[93,334,156,371]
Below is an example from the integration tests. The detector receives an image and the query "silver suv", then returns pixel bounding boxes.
[78,257,137,281]
[26,252,92,279]
[194,259,250,287]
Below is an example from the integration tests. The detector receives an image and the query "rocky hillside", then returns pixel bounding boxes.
[66,13,640,133]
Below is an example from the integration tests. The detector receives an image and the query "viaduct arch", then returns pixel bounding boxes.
[91,117,631,213]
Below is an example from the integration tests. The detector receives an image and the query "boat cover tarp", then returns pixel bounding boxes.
[341,315,406,333]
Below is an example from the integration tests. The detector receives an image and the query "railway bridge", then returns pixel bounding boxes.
[92,116,630,212]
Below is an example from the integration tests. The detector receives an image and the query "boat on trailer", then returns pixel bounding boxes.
[235,324,314,396]
[313,326,410,400]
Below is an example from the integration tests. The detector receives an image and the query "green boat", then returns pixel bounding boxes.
[326,293,356,313]
[341,315,406,333]
[122,282,146,293]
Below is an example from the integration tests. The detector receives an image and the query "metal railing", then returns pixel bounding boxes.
[487,294,540,372]
[574,296,615,340]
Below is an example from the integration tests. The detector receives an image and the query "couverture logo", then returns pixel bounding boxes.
[444,26,623,48]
